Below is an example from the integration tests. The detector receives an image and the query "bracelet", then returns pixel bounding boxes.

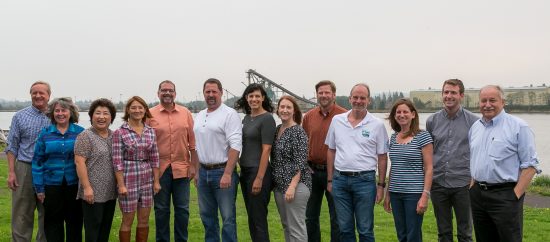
[423,190,431,197]
[327,180,332,183]
[377,182,386,188]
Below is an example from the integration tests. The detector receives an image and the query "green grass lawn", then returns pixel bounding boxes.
[1,159,550,242]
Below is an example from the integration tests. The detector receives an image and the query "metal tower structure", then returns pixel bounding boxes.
[246,69,317,110]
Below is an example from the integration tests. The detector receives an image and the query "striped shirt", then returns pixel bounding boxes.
[112,122,160,172]
[5,105,51,163]
[388,130,432,193]
[32,123,85,194]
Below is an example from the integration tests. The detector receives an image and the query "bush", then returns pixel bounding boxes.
[532,175,550,187]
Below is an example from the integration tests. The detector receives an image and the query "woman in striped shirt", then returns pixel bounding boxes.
[384,98,433,242]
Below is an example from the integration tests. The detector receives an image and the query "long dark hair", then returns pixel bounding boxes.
[234,83,274,114]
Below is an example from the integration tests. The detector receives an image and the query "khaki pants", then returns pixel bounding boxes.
[11,161,46,242]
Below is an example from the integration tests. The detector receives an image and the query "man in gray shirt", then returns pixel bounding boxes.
[426,79,478,242]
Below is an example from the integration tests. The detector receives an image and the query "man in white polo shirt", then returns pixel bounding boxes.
[326,83,388,242]
[194,78,242,242]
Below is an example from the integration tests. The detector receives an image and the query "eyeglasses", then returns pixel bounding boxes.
[160,89,175,94]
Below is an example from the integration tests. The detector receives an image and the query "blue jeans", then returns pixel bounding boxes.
[389,192,424,242]
[332,170,376,242]
[198,166,239,242]
[306,168,340,242]
[154,166,190,242]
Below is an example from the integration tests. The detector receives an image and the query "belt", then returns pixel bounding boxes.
[200,162,227,170]
[336,170,374,177]
[475,181,516,191]
[126,159,148,162]
[308,162,327,170]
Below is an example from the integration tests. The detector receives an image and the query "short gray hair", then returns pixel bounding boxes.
[47,97,79,124]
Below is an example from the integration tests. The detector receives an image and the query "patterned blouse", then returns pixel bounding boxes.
[271,124,312,193]
[112,122,160,172]
[74,128,117,202]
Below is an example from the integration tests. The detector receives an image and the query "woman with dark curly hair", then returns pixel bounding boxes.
[235,83,276,242]
[74,98,118,242]
[112,96,160,242]
[32,97,85,242]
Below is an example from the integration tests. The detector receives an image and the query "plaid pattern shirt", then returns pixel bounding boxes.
[5,105,50,162]
[112,122,160,172]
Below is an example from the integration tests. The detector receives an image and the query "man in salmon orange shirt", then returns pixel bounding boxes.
[149,80,198,242]
[302,80,346,242]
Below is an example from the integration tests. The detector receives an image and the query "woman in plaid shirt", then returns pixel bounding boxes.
[112,96,160,242]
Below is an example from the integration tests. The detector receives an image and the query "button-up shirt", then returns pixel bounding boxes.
[426,107,478,187]
[469,110,541,183]
[325,111,388,172]
[302,104,347,165]
[112,122,160,172]
[149,104,196,178]
[193,104,242,164]
[32,123,85,194]
[5,105,50,163]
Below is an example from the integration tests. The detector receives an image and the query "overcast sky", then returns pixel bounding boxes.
[1,0,549,103]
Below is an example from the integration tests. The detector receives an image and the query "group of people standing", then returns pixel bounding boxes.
[5,77,541,242]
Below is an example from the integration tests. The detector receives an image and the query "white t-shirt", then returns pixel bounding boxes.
[325,111,388,172]
[193,104,242,164]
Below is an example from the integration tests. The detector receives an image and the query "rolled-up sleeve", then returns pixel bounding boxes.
[5,116,20,156]
[225,111,243,152]
[31,131,46,194]
[518,125,541,173]
[325,119,336,149]
[149,131,160,168]
[112,130,124,171]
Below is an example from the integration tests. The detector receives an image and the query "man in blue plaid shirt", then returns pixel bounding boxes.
[5,81,51,242]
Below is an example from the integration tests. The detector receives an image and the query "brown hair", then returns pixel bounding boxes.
[442,79,465,94]
[315,80,336,93]
[203,78,223,92]
[387,98,420,138]
[276,95,303,125]
[122,96,153,123]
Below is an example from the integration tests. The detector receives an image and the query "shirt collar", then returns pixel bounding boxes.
[47,123,79,134]
[159,103,180,113]
[317,104,336,117]
[480,109,506,126]
[443,106,465,120]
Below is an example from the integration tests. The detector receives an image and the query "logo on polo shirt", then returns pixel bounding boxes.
[362,129,370,137]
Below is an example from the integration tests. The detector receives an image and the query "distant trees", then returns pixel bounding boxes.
[334,91,405,111]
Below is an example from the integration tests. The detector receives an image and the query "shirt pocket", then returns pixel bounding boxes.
[488,139,515,162]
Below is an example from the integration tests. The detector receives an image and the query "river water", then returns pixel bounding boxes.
[1,111,548,175]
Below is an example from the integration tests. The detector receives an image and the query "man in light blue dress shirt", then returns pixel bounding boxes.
[468,85,541,242]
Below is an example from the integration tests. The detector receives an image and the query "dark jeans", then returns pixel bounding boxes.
[431,183,473,242]
[306,167,340,242]
[240,166,272,242]
[390,192,424,242]
[43,182,83,242]
[469,182,524,242]
[82,199,116,242]
[154,166,190,242]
